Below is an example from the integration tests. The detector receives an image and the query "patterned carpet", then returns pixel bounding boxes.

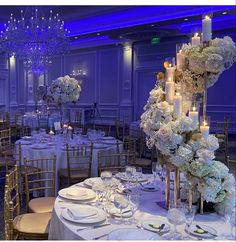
[0,135,235,240]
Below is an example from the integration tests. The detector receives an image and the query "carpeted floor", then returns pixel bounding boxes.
[0,135,235,240]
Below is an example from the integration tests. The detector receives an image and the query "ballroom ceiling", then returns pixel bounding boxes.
[0,5,235,49]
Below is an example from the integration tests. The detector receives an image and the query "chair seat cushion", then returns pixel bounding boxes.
[29,197,56,213]
[13,212,51,235]
[59,168,89,179]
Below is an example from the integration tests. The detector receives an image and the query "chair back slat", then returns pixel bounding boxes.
[24,156,56,211]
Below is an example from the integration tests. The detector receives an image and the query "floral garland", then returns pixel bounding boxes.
[175,36,236,100]
[48,75,82,105]
[140,36,236,215]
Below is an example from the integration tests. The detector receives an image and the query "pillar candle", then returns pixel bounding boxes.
[165,81,175,104]
[176,50,185,71]
[200,121,209,140]
[191,33,201,46]
[166,64,176,82]
[173,92,182,119]
[189,107,199,128]
[202,15,212,42]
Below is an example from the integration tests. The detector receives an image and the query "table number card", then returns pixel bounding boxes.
[54,122,61,131]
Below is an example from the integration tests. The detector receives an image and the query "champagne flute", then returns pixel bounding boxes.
[183,205,197,238]
[151,162,157,184]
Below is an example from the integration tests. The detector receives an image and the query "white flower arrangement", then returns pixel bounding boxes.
[48,75,81,105]
[140,81,235,215]
[179,36,236,91]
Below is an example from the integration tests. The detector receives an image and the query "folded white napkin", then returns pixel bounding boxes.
[66,188,88,197]
[67,207,97,220]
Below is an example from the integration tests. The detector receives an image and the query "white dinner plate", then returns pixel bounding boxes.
[140,183,159,192]
[61,204,106,224]
[108,228,161,240]
[19,141,32,145]
[115,172,147,183]
[21,136,33,141]
[142,219,170,233]
[188,224,217,239]
[58,187,96,201]
[83,177,103,187]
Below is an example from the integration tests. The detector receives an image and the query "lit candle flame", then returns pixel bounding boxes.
[168,77,171,81]
[194,32,198,37]
[169,63,172,67]
[192,106,196,111]
[203,121,207,126]
[205,15,210,20]
[176,92,180,96]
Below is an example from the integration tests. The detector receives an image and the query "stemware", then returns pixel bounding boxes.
[101,171,113,188]
[229,209,236,239]
[183,205,197,238]
[113,194,129,223]
[151,162,157,184]
[127,193,140,224]
[92,183,105,206]
[166,207,186,240]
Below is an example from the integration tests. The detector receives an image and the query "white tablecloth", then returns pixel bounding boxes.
[48,175,234,240]
[17,135,121,194]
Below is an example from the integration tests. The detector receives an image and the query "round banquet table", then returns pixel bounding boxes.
[16,135,122,194]
[48,174,233,240]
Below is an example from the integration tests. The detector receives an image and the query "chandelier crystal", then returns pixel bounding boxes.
[0,8,70,73]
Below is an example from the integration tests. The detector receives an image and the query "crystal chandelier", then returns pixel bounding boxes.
[0,7,70,73]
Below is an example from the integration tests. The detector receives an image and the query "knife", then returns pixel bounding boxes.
[76,223,111,231]
[195,224,217,237]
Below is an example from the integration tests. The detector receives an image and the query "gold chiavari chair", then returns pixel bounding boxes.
[98,152,132,175]
[0,128,12,180]
[59,143,93,187]
[226,155,236,169]
[24,156,56,213]
[215,117,230,162]
[4,165,51,240]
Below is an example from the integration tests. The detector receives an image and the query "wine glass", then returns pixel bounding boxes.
[128,193,140,224]
[183,205,197,238]
[92,183,105,206]
[167,207,186,239]
[151,162,157,184]
[229,209,236,239]
[114,194,129,223]
[101,171,112,186]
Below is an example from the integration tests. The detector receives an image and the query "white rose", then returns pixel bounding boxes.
[157,101,172,113]
[157,125,173,142]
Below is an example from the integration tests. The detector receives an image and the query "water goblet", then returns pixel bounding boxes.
[166,207,186,240]
[92,183,105,206]
[114,194,129,223]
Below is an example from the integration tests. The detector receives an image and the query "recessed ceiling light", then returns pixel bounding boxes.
[151,24,155,27]
[119,36,123,39]
[184,18,188,21]
[74,36,78,39]
[97,33,100,36]
[222,11,227,15]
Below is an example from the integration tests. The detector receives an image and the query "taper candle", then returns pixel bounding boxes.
[200,121,209,140]
[202,15,212,42]
[165,80,175,104]
[189,106,199,128]
[191,33,201,46]
[173,92,182,119]
[176,50,185,71]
